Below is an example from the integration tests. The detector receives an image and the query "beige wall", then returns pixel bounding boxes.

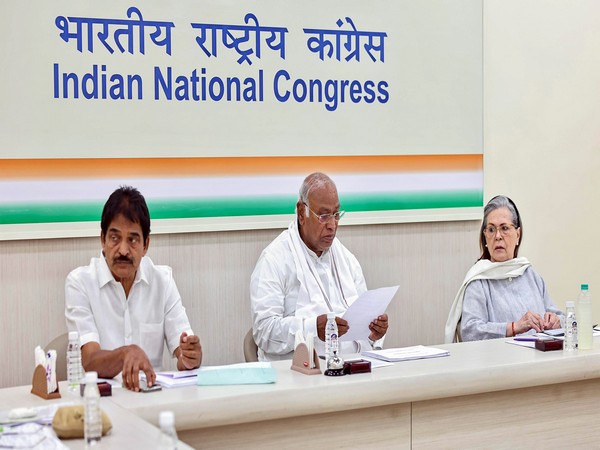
[3,0,600,388]
[0,221,479,388]
[484,0,600,315]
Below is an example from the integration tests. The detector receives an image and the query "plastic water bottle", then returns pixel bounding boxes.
[325,312,338,363]
[84,371,102,446]
[158,411,178,450]
[67,331,84,392]
[577,284,593,350]
[564,301,577,352]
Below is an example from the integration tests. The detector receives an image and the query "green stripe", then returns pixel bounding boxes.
[340,191,483,211]
[0,190,482,224]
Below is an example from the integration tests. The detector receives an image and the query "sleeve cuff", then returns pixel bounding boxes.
[368,337,384,350]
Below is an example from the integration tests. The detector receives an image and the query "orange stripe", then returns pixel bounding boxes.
[0,154,482,179]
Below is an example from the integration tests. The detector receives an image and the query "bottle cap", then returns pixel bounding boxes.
[68,331,79,341]
[84,371,98,383]
[159,411,175,428]
[581,283,589,290]
[327,312,335,320]
[566,301,575,308]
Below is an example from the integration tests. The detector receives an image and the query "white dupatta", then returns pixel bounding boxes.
[444,257,531,343]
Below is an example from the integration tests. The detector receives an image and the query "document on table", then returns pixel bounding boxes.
[534,328,600,341]
[341,285,398,341]
[506,339,537,349]
[154,368,200,388]
[362,345,449,362]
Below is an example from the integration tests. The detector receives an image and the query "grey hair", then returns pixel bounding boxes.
[482,195,520,228]
[479,195,522,260]
[297,172,336,216]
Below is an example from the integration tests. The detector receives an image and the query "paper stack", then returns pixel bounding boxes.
[362,345,449,362]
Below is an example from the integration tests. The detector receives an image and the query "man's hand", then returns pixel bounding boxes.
[368,314,388,341]
[121,345,155,391]
[176,332,202,370]
[81,342,155,392]
[316,314,349,341]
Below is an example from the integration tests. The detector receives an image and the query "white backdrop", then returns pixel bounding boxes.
[0,0,483,239]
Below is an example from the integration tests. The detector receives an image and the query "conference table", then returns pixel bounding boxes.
[3,337,600,449]
[0,385,194,449]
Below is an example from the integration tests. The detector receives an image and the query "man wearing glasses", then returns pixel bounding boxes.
[65,186,202,391]
[250,172,388,361]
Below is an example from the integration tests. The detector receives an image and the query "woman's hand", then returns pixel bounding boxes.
[543,312,561,330]
[514,311,544,335]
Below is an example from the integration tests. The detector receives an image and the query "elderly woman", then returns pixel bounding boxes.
[444,195,563,342]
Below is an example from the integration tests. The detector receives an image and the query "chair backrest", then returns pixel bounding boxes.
[243,328,259,362]
[45,333,69,382]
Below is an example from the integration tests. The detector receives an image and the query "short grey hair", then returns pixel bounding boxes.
[482,195,520,228]
[479,195,522,260]
[297,172,336,215]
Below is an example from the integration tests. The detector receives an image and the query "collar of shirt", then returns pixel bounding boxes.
[96,252,150,289]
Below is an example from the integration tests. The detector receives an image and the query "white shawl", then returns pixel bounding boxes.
[444,257,531,343]
[287,220,361,318]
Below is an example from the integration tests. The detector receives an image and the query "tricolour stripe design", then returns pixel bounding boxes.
[0,155,482,225]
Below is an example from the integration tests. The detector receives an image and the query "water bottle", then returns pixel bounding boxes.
[158,411,178,450]
[325,312,338,363]
[564,301,577,352]
[67,331,84,392]
[84,371,102,446]
[577,284,593,350]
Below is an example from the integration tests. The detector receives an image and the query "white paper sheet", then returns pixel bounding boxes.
[362,345,449,362]
[506,339,536,349]
[153,368,200,388]
[341,285,398,341]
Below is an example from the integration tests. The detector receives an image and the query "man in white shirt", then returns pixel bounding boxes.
[65,186,202,391]
[250,172,388,361]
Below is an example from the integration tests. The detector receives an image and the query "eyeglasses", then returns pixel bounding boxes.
[304,203,345,224]
[483,224,517,238]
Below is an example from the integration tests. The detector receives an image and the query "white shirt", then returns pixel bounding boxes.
[65,254,193,369]
[250,223,369,361]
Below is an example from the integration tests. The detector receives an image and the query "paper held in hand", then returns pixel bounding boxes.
[340,285,398,341]
[362,345,450,362]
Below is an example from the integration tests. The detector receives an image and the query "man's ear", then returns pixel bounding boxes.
[296,201,306,225]
[143,236,150,254]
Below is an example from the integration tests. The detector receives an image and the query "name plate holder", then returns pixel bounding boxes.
[290,343,321,375]
[31,364,61,400]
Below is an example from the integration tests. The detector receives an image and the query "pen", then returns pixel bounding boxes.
[513,337,538,342]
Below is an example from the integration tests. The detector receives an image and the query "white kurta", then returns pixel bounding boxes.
[65,254,193,369]
[250,221,370,361]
